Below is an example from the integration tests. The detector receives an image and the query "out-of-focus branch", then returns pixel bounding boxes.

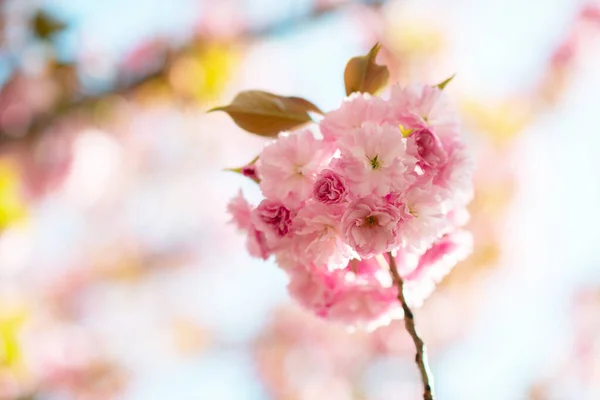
[0,0,385,148]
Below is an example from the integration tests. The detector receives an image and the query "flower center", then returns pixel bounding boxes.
[408,206,419,217]
[367,154,381,170]
[348,258,360,274]
[364,215,378,226]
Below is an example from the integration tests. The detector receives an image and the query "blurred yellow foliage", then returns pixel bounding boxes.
[94,251,145,283]
[171,318,211,355]
[169,43,238,103]
[0,161,28,230]
[461,98,533,144]
[471,181,515,216]
[134,78,173,105]
[0,307,27,371]
[386,22,445,57]
[133,43,238,104]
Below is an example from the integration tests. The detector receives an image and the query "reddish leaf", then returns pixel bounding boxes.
[287,97,324,115]
[344,43,390,96]
[209,90,321,136]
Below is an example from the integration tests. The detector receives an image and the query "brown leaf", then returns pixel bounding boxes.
[287,97,324,115]
[434,74,456,90]
[208,90,321,136]
[344,43,390,96]
[32,10,67,40]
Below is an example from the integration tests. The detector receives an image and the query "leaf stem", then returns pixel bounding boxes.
[387,252,435,400]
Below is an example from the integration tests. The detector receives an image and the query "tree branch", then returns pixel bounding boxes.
[0,0,386,148]
[387,252,435,400]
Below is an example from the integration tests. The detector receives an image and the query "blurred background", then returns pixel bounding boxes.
[0,0,600,399]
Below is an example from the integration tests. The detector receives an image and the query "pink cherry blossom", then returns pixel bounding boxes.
[226,192,273,260]
[227,190,253,231]
[389,83,459,141]
[286,259,400,329]
[384,192,413,220]
[292,202,352,268]
[258,129,335,209]
[253,199,293,241]
[409,230,473,281]
[336,122,415,197]
[287,265,339,318]
[447,206,471,227]
[433,141,475,207]
[320,92,391,142]
[313,169,347,204]
[341,195,401,258]
[396,183,453,252]
[327,282,400,330]
[406,127,448,169]
[247,226,271,260]
[241,164,259,182]
[396,229,473,308]
[226,76,474,327]
[327,258,401,329]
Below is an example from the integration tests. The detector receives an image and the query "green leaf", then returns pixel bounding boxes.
[344,43,390,96]
[435,74,456,90]
[208,91,321,136]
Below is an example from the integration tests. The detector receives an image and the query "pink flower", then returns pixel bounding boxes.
[327,280,400,330]
[227,191,272,259]
[389,83,459,141]
[313,169,347,204]
[291,202,352,268]
[258,129,335,209]
[286,260,400,329]
[253,199,293,241]
[407,127,448,169]
[225,78,474,327]
[410,230,473,280]
[328,258,401,329]
[287,265,339,318]
[241,164,259,182]
[336,122,415,197]
[384,192,414,220]
[227,190,253,231]
[320,93,391,142]
[433,141,475,207]
[396,229,473,307]
[247,226,271,260]
[396,184,452,252]
[447,206,470,227]
[341,195,401,258]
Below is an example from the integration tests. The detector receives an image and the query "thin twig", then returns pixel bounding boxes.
[387,251,435,400]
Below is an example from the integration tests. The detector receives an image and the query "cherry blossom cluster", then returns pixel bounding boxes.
[228,83,474,329]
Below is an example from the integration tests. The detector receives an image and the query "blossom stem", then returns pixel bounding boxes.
[387,252,435,400]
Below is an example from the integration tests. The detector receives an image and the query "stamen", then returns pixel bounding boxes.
[365,215,378,226]
[366,154,381,170]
